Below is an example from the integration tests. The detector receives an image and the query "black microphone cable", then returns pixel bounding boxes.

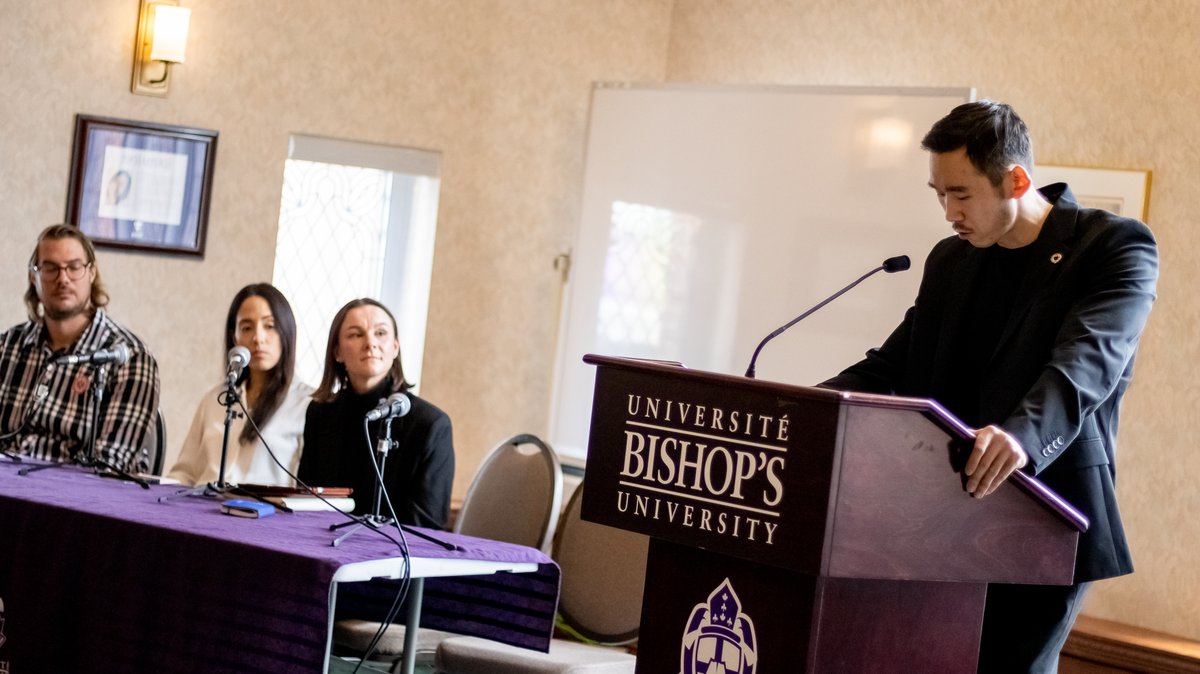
[353,415,413,673]
[234,396,408,549]
[5,362,78,464]
[235,396,460,673]
[237,395,415,674]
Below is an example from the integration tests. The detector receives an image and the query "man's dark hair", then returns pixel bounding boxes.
[921,100,1033,186]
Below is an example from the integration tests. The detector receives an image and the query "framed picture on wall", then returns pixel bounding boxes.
[1037,165,1151,221]
[65,114,218,257]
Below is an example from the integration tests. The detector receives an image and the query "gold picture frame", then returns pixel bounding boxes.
[1036,165,1151,222]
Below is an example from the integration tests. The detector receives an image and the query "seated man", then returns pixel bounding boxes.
[0,225,160,472]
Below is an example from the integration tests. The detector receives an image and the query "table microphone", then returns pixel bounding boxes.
[365,392,412,421]
[225,346,251,387]
[744,255,910,378]
[54,343,131,366]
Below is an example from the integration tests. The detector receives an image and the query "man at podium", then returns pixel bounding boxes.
[822,101,1158,673]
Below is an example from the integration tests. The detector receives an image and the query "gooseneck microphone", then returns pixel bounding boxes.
[744,255,910,378]
[365,392,412,421]
[54,343,131,367]
[225,346,251,387]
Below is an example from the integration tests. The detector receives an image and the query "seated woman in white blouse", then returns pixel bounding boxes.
[167,283,313,486]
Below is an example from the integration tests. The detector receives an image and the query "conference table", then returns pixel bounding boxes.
[0,458,560,673]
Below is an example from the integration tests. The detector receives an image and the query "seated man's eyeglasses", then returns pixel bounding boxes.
[31,261,93,281]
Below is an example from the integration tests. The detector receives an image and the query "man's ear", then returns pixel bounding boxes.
[1009,164,1033,198]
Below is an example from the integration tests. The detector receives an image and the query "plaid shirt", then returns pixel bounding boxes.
[0,310,160,472]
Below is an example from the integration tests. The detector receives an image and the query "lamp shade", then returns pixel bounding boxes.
[150,5,191,63]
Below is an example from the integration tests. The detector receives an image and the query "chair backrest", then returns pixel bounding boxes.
[553,484,649,646]
[454,433,563,552]
[136,409,166,476]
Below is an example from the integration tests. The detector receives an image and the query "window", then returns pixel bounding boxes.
[597,201,701,352]
[272,135,441,390]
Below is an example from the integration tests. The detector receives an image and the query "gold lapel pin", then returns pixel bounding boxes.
[1050,252,1063,264]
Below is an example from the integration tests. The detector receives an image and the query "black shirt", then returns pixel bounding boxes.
[943,244,1035,427]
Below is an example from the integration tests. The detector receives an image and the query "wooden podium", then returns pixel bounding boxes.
[580,354,1087,673]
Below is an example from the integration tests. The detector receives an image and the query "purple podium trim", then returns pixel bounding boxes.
[0,461,558,673]
[839,390,1090,532]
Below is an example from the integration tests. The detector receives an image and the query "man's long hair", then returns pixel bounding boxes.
[24,224,110,321]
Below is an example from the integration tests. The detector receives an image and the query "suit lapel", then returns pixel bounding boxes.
[990,185,1080,358]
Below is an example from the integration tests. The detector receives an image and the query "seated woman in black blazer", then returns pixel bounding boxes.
[298,298,454,529]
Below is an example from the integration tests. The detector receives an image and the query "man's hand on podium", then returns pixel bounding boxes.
[964,425,1029,498]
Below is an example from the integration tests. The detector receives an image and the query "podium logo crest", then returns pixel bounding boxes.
[680,578,757,674]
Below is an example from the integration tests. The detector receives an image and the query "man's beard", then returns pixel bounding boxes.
[42,297,90,322]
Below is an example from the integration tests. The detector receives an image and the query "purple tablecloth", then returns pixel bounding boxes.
[0,460,559,673]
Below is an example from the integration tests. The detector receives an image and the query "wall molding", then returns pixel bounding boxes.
[1062,615,1200,673]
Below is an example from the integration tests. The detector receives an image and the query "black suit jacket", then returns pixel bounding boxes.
[823,184,1158,582]
[299,380,455,529]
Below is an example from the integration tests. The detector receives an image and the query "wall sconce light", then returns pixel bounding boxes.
[131,0,191,97]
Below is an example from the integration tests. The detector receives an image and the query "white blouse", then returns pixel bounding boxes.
[167,379,314,487]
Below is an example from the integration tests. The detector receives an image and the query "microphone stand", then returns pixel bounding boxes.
[744,262,896,379]
[214,382,239,491]
[329,415,457,550]
[158,378,277,508]
[19,362,149,488]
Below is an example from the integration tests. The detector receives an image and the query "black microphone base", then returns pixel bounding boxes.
[329,513,460,551]
[157,482,289,512]
[19,455,150,489]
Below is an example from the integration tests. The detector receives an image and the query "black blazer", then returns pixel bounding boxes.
[299,380,455,529]
[823,184,1158,582]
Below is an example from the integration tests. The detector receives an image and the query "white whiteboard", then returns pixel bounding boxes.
[550,84,974,458]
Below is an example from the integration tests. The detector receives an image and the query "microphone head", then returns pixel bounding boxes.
[389,392,412,418]
[228,346,251,368]
[111,343,132,366]
[882,255,911,273]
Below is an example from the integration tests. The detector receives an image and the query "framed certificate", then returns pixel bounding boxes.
[65,114,218,257]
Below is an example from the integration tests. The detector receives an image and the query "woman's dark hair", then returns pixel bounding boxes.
[921,100,1034,187]
[313,298,411,403]
[226,283,298,443]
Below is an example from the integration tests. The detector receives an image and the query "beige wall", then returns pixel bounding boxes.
[0,0,672,494]
[665,0,1199,641]
[1,0,1194,640]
